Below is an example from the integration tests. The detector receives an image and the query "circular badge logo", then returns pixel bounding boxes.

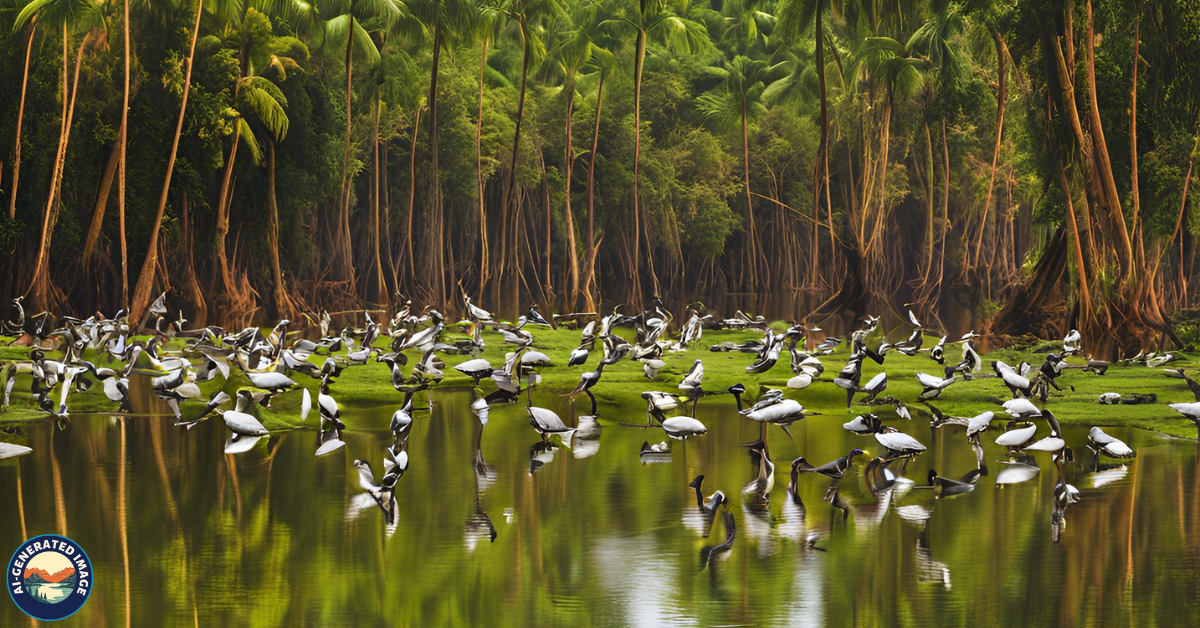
[7,535,93,621]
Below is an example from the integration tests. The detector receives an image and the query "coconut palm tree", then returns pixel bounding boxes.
[267,0,406,283]
[697,54,776,290]
[16,0,103,310]
[605,0,710,299]
[129,0,204,321]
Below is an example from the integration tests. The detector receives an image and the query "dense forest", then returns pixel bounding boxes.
[0,0,1198,353]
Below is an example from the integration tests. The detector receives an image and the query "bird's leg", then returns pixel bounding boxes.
[780,424,797,449]
[586,390,597,417]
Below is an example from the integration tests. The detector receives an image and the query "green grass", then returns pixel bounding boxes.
[3,326,1200,438]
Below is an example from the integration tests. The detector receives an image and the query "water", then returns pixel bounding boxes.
[2,390,1198,627]
[26,583,71,603]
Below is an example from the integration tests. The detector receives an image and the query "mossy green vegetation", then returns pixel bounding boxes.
[4,325,1200,439]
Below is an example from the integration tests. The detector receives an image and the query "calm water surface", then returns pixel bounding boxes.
[2,388,1198,627]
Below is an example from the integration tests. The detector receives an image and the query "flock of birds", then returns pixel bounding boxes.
[2,290,1200,564]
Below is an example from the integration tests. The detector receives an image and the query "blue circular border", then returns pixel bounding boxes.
[7,534,94,622]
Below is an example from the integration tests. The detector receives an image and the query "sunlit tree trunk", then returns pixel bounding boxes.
[583,75,605,312]
[502,20,532,292]
[213,121,241,295]
[8,16,36,220]
[82,122,123,262]
[476,36,490,301]
[27,26,89,310]
[267,141,291,318]
[130,0,203,321]
[974,29,1008,270]
[631,28,646,296]
[119,0,130,306]
[563,77,580,307]
[425,24,447,304]
[405,106,421,284]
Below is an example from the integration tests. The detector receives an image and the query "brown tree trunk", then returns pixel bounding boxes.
[741,94,758,290]
[974,29,1008,269]
[370,94,386,303]
[120,0,130,306]
[583,75,605,312]
[130,0,202,321]
[812,7,827,287]
[502,21,532,293]
[563,80,580,307]
[178,188,206,324]
[213,120,240,295]
[425,24,446,304]
[27,26,87,309]
[8,16,36,219]
[336,14,356,282]
[82,122,123,262]
[267,141,290,318]
[1084,0,1133,270]
[1129,20,1144,269]
[405,106,420,283]
[631,29,646,298]
[476,36,490,301]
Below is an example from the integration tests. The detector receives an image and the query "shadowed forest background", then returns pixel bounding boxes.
[1,0,1199,355]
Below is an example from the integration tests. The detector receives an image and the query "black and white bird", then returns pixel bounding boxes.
[916,372,955,401]
[1062,329,1082,357]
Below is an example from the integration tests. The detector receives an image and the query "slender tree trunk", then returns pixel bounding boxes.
[583,75,605,312]
[405,106,421,283]
[120,0,130,306]
[812,7,828,286]
[1129,19,1143,269]
[178,188,206,324]
[214,121,240,295]
[1084,0,1133,268]
[921,123,935,285]
[82,122,123,262]
[975,28,1008,269]
[1058,162,1093,315]
[27,26,87,308]
[741,95,758,290]
[130,0,202,321]
[503,22,532,289]
[426,24,446,304]
[267,141,290,317]
[476,36,490,301]
[631,28,646,297]
[336,14,356,281]
[563,79,580,307]
[371,94,386,303]
[8,16,36,219]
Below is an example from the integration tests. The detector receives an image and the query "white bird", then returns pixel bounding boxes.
[995,424,1038,450]
[661,416,708,440]
[221,391,269,440]
[679,359,704,395]
[527,406,575,441]
[1088,427,1135,459]
[1063,329,1082,356]
[786,372,813,389]
[1024,410,1066,454]
[967,411,994,442]
[642,359,666,379]
[1098,392,1121,405]
[1002,398,1041,419]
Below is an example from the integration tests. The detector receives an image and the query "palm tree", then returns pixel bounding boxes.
[697,54,774,290]
[269,0,405,283]
[777,0,832,282]
[7,7,38,220]
[16,0,103,311]
[129,0,204,321]
[545,1,609,308]
[496,0,561,294]
[407,0,474,305]
[606,0,709,299]
[469,0,500,300]
[577,23,617,312]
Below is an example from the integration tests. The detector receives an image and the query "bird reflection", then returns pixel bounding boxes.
[465,425,498,551]
[914,531,951,589]
[1051,452,1080,543]
[742,439,775,511]
[639,441,672,464]
[349,459,398,530]
[699,510,736,571]
[529,440,557,475]
[682,475,725,538]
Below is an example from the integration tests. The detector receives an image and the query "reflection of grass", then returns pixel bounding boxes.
[4,328,1200,437]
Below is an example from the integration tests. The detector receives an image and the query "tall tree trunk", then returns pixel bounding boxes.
[336,14,356,282]
[631,28,646,298]
[370,94,386,303]
[812,7,828,287]
[502,21,532,290]
[425,24,446,304]
[267,141,290,318]
[741,94,758,290]
[8,16,36,219]
[476,36,490,301]
[1129,19,1143,269]
[583,75,605,312]
[214,121,240,295]
[178,188,206,324]
[405,106,420,284]
[82,123,123,262]
[1084,0,1133,268]
[1057,163,1093,316]
[563,79,580,307]
[27,26,87,309]
[120,0,130,306]
[130,0,202,321]
[974,28,1008,270]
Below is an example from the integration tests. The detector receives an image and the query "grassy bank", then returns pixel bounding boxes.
[3,325,1200,438]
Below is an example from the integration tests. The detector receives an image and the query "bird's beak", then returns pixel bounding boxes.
[861,450,871,457]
